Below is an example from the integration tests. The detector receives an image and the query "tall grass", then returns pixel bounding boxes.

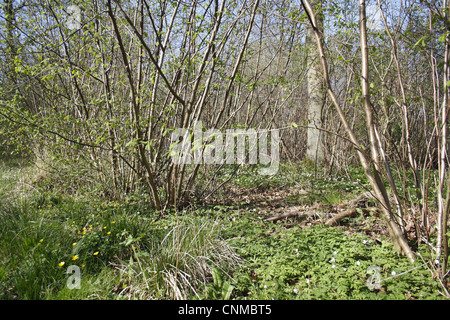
[114,216,242,300]
[0,160,242,299]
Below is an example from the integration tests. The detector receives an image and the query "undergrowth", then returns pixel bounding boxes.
[0,160,446,300]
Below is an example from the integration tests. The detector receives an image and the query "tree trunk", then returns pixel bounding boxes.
[305,0,325,163]
[301,0,415,263]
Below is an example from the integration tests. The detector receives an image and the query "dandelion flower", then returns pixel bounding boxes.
[107,231,111,235]
[81,265,85,268]
[39,239,44,243]
[58,261,65,267]
[72,242,77,246]
[93,251,99,256]
[72,255,79,260]
[112,221,115,224]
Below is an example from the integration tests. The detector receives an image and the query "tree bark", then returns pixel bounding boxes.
[305,0,325,163]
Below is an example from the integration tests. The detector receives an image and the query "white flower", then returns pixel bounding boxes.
[333,251,338,255]
[330,257,335,263]
[263,285,267,289]
[363,240,368,244]
[332,264,336,268]
[391,271,396,276]
[343,268,347,271]
[306,279,310,284]
[293,288,298,294]
[356,260,361,266]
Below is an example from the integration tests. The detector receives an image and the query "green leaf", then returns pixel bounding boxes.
[438,32,448,43]
[413,35,427,48]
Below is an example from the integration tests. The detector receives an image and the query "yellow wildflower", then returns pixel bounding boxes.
[72,255,79,260]
[39,239,44,243]
[72,242,77,246]
[93,251,99,256]
[58,261,65,267]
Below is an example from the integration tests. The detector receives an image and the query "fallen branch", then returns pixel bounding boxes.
[325,206,379,226]
[263,192,375,224]
[325,208,357,226]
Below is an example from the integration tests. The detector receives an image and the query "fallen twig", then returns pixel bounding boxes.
[325,208,358,226]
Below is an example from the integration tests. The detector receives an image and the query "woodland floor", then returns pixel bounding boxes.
[0,161,447,300]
